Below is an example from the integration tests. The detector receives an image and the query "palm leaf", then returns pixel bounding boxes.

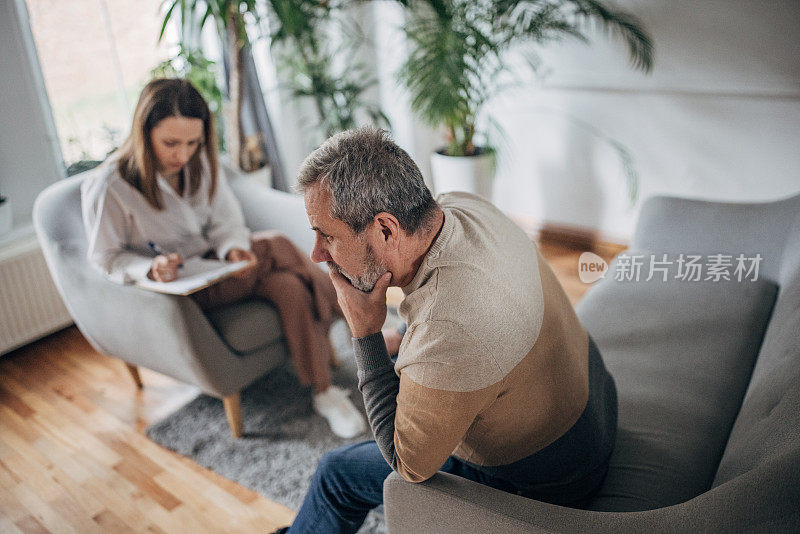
[158,0,179,42]
[568,0,654,72]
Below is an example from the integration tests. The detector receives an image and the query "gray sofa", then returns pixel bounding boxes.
[33,165,316,437]
[384,193,800,532]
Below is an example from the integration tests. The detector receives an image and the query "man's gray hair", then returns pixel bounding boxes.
[297,126,437,235]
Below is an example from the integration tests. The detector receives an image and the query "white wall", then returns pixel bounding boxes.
[3,0,798,245]
[0,0,65,237]
[376,0,800,242]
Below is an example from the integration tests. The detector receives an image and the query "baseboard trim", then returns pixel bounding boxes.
[538,222,598,252]
[509,215,628,256]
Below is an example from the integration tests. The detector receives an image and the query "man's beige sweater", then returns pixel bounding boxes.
[354,192,617,492]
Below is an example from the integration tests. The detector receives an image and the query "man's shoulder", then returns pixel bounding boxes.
[398,216,546,392]
[437,193,535,258]
[436,191,504,221]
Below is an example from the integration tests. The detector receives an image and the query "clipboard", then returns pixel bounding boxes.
[134,257,253,295]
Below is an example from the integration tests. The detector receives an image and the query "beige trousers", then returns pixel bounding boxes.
[192,231,340,390]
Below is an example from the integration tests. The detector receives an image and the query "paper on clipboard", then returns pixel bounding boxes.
[134,257,252,295]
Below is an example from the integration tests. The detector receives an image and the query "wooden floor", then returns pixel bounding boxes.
[0,240,624,533]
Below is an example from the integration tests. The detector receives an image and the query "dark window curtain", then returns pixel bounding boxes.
[221,41,289,192]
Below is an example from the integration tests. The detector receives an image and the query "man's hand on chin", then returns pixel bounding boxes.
[329,270,392,339]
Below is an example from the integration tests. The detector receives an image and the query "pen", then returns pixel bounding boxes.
[148,241,183,268]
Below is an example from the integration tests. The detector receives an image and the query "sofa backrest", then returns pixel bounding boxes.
[712,203,800,487]
[575,192,800,511]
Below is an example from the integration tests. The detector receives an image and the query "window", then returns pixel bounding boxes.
[25,0,175,174]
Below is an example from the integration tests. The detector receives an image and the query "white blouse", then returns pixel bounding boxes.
[81,156,251,284]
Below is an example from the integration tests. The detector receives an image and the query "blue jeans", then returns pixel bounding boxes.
[287,440,521,534]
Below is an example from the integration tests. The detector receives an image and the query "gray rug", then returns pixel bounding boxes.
[146,319,396,533]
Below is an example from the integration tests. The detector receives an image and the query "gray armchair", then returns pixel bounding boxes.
[33,166,314,438]
[384,193,800,532]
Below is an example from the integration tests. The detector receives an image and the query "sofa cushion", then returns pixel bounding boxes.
[576,265,777,512]
[205,298,283,354]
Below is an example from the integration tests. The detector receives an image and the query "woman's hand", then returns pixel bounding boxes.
[149,253,183,282]
[226,248,257,264]
[226,248,257,279]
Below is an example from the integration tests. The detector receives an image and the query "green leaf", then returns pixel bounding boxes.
[158,0,179,42]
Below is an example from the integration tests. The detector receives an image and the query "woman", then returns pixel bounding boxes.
[81,78,365,438]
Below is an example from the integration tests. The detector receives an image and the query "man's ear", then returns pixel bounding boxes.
[373,212,401,248]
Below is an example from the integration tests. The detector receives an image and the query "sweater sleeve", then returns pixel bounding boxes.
[354,322,500,483]
[81,178,154,284]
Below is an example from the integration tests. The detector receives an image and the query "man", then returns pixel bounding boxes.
[275,126,617,533]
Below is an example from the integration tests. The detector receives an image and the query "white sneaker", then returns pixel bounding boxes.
[313,385,367,439]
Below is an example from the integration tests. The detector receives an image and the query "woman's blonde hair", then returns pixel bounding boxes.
[115,78,218,209]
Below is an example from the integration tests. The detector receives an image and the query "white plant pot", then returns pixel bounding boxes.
[0,200,11,236]
[430,149,494,199]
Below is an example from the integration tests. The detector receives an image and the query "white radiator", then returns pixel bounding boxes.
[0,235,73,355]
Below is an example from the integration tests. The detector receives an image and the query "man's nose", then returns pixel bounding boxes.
[310,237,330,263]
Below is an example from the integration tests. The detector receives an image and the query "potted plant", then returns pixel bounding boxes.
[395,0,654,198]
[264,0,389,145]
[0,194,11,236]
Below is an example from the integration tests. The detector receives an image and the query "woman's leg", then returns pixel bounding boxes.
[250,231,342,324]
[256,269,332,390]
[190,239,330,385]
[257,269,364,438]
[194,234,363,436]
[288,441,392,534]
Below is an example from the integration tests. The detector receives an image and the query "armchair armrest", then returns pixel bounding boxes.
[51,246,238,395]
[384,448,800,533]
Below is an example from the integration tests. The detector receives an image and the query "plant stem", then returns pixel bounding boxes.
[225,5,244,169]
